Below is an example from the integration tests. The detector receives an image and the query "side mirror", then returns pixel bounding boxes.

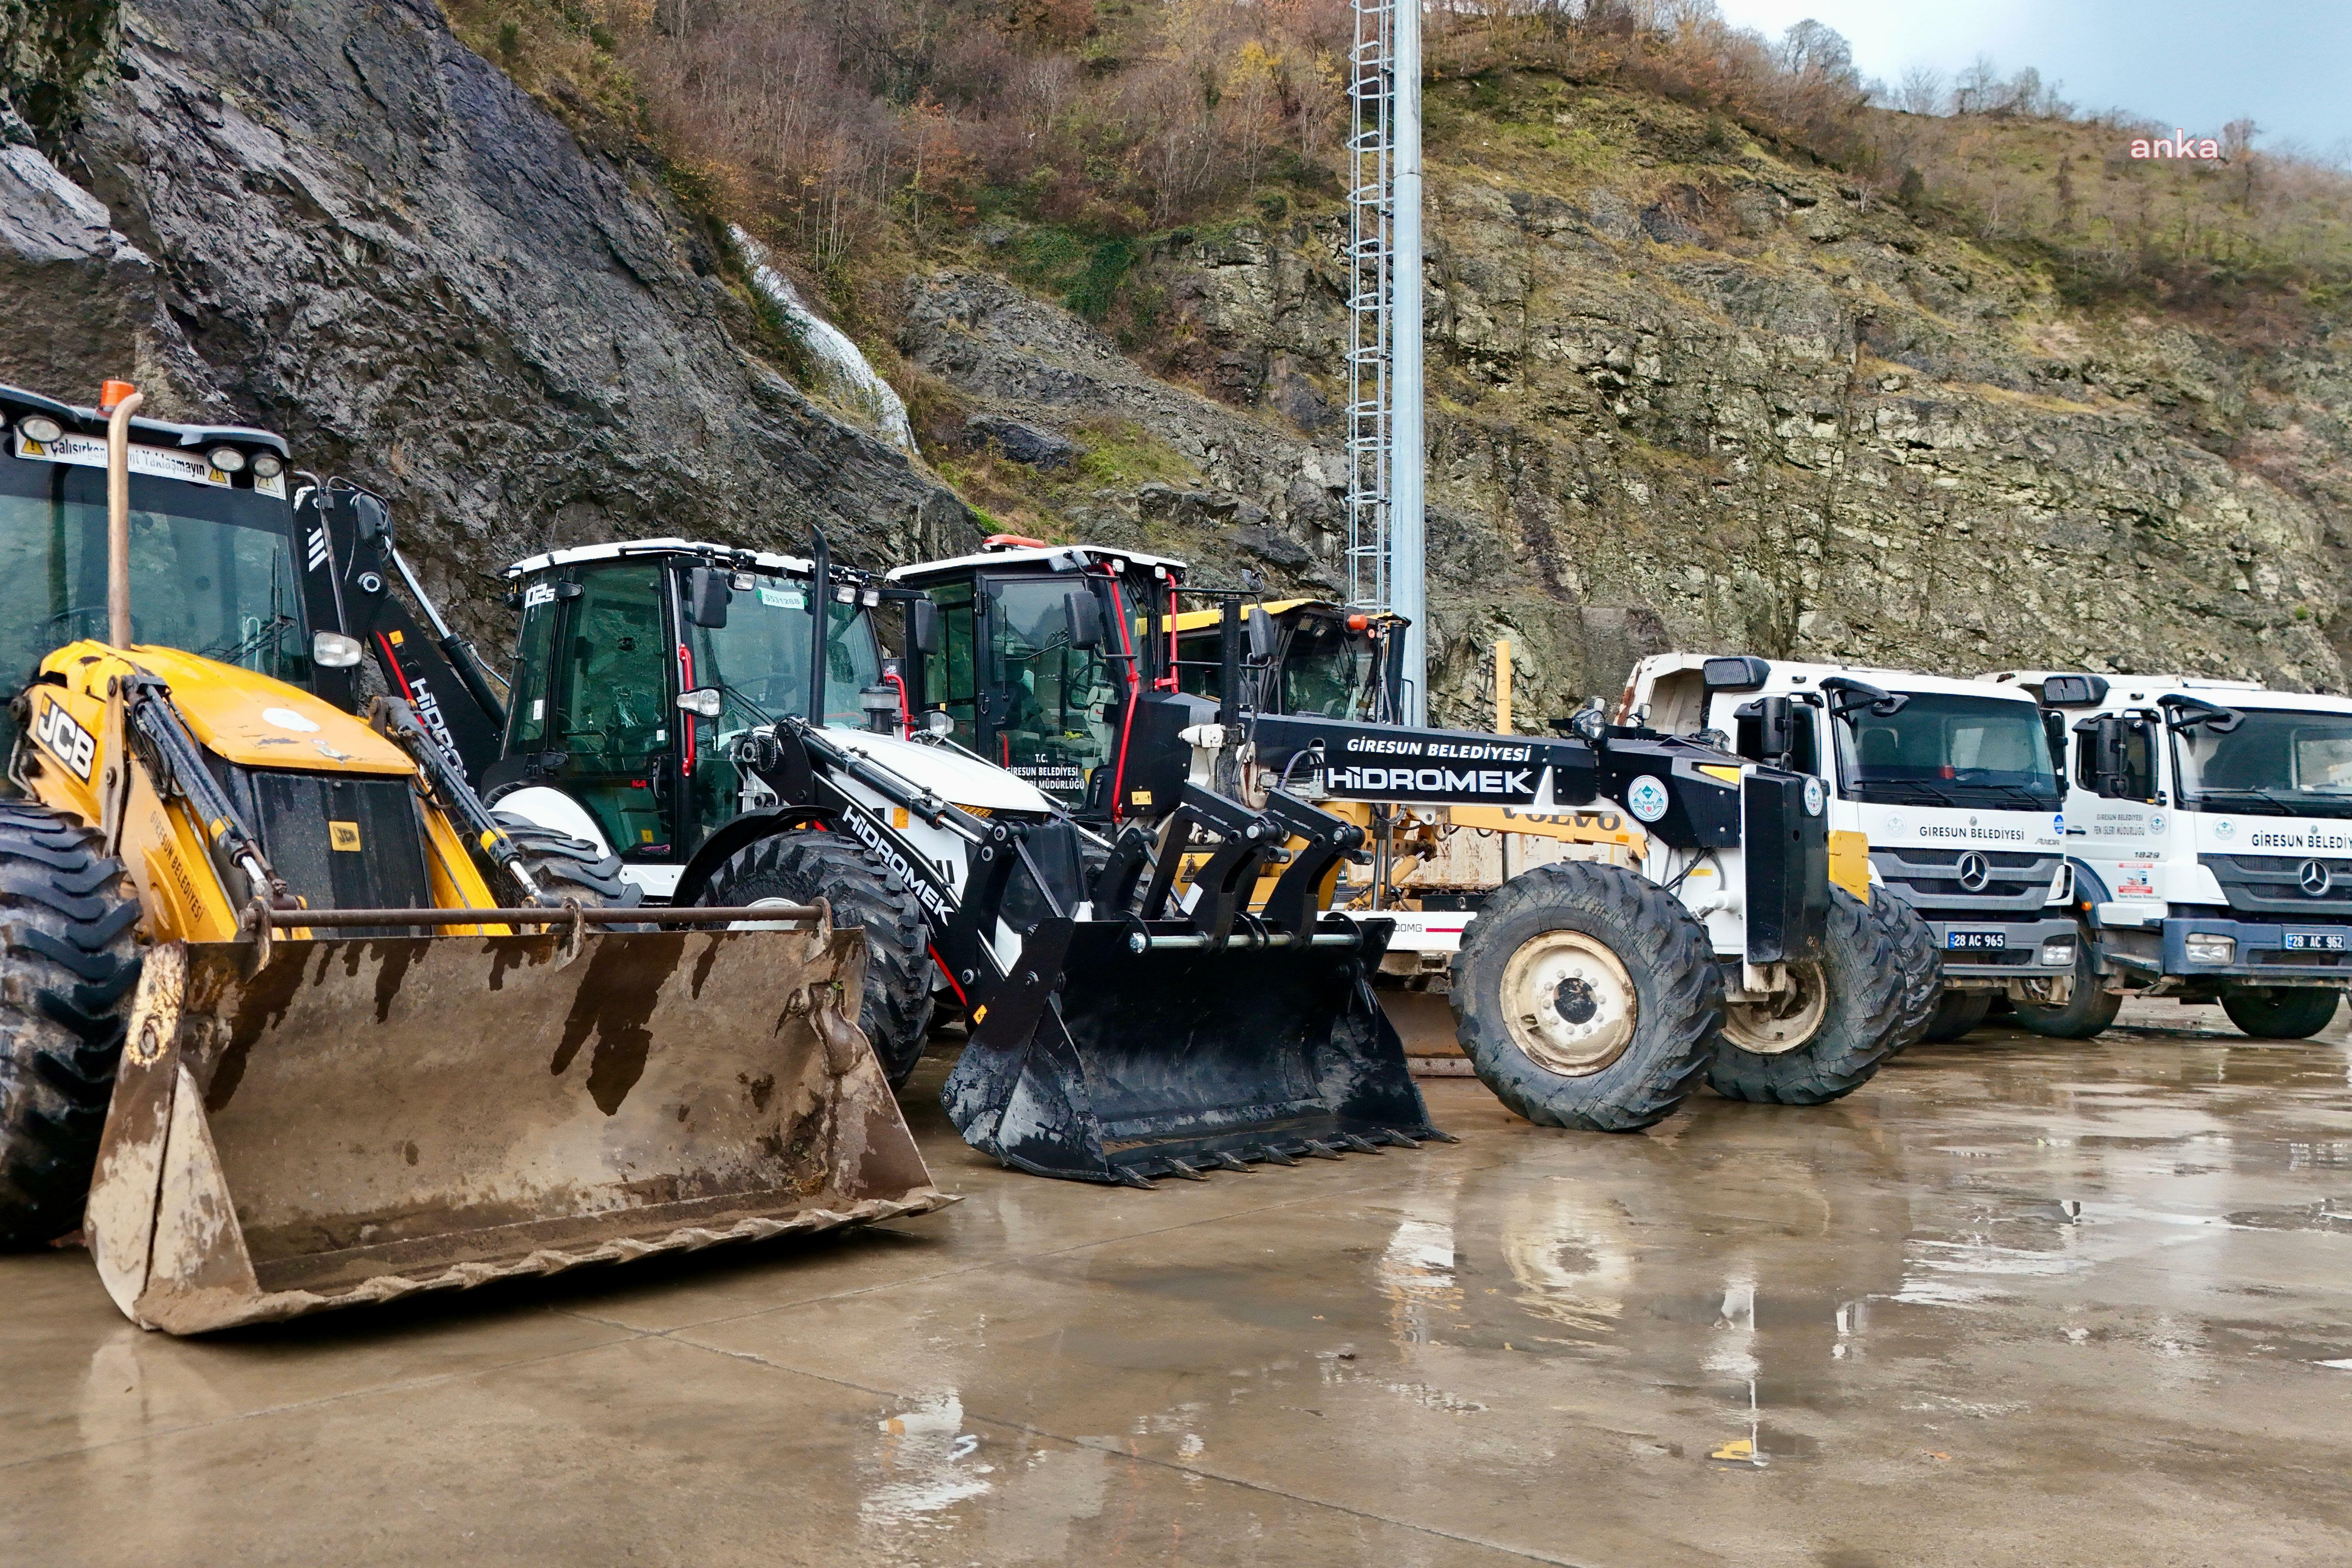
[1702,655,1770,692]
[2043,710,2069,777]
[349,491,391,544]
[910,597,942,657]
[685,567,730,629]
[1245,606,1278,665]
[1821,676,1908,720]
[1733,694,1796,768]
[677,687,722,718]
[2075,713,2142,798]
[1065,589,1104,650]
[312,631,363,668]
[2163,694,2243,734]
[2041,673,2108,707]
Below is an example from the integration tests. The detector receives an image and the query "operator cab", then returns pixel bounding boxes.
[1169,598,1406,722]
[491,539,899,888]
[0,382,316,760]
[887,536,1189,820]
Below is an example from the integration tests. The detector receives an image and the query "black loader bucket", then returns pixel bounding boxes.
[85,921,951,1334]
[942,915,1447,1186]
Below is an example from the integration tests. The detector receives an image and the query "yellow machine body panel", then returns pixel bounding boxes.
[1828,828,1873,903]
[16,641,503,943]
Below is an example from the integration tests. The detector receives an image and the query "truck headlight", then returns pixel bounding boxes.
[2036,935,2078,967]
[2185,933,2236,964]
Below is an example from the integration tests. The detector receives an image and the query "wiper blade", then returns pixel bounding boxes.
[199,614,296,666]
[1948,779,2061,809]
[2194,787,2352,818]
[1854,779,1959,807]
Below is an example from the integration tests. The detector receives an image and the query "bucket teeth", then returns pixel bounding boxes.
[1210,1151,1254,1173]
[1161,1156,1210,1182]
[1114,1168,1159,1190]
[1300,1139,1343,1161]
[1337,1133,1384,1154]
[1378,1130,1422,1150]
[1425,1128,1461,1144]
[1253,1144,1300,1167]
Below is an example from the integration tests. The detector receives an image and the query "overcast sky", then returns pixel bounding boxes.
[1709,0,2352,156]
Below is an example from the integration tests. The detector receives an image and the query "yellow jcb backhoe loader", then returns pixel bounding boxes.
[0,380,948,1332]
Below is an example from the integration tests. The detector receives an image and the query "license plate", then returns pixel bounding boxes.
[2283,931,2348,952]
[1945,929,2007,952]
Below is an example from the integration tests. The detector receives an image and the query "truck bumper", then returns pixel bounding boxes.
[1921,914,2079,990]
[2103,917,2352,987]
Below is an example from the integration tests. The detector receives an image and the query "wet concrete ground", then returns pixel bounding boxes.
[6,1003,2351,1567]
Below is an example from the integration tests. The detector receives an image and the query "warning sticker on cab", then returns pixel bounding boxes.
[14,431,237,487]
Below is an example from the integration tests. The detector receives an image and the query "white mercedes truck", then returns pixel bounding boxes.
[1988,671,2352,1041]
[1624,655,2078,1041]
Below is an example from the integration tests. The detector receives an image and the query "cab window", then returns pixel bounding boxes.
[987,578,1116,802]
[923,580,978,748]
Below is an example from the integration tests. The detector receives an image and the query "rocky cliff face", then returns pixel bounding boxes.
[905,79,2352,728]
[0,0,971,637]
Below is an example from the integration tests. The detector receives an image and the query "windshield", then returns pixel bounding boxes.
[989,576,1118,802]
[684,575,882,735]
[1837,691,2059,809]
[0,454,307,761]
[1280,615,1384,719]
[2173,706,2352,818]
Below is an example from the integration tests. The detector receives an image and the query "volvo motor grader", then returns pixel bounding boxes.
[1081,580,1934,1127]
[0,382,947,1333]
[303,520,1442,1186]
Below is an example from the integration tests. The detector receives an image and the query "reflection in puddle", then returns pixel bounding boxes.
[861,1392,1117,1565]
[1494,1188,1634,1339]
[864,1392,990,1533]
[1379,1215,1461,1344]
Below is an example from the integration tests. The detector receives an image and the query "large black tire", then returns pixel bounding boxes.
[1873,893,1941,1056]
[1707,886,1901,1105]
[1450,861,1721,1132]
[701,829,932,1089]
[2009,924,2120,1039]
[0,804,144,1247]
[1922,991,1993,1043]
[2220,986,2341,1040]
[489,810,645,914]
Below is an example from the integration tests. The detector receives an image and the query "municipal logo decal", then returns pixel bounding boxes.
[1625,774,1670,823]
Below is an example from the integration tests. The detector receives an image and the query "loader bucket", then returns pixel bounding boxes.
[84,924,952,1334]
[942,917,1447,1186]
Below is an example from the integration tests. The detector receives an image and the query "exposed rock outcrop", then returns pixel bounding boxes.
[2,0,972,640]
[901,81,2352,727]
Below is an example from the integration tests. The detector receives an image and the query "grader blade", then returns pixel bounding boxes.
[85,925,951,1334]
[942,917,1447,1186]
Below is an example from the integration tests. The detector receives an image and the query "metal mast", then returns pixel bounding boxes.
[1345,0,1425,723]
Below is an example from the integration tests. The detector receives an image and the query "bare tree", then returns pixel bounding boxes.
[1895,66,1945,117]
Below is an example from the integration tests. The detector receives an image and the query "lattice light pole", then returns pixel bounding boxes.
[1345,0,1424,723]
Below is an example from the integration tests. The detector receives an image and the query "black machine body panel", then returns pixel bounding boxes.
[1741,771,1831,964]
[1247,712,1600,808]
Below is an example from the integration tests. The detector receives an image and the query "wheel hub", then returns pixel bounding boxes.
[731,894,805,932]
[1499,931,1638,1076]
[1722,961,1829,1055]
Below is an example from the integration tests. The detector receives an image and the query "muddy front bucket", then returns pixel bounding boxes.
[85,926,952,1334]
[942,918,1447,1186]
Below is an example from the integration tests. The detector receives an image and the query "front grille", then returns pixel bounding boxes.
[1873,848,2060,915]
[2200,854,2352,916]
[217,766,436,936]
